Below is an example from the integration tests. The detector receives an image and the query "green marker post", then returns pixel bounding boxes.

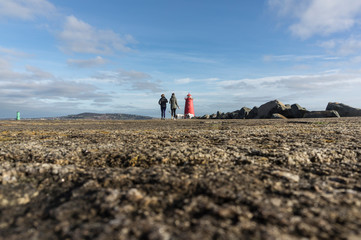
[16,111,20,121]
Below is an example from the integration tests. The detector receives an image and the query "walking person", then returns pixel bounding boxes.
[169,93,180,120]
[158,94,168,120]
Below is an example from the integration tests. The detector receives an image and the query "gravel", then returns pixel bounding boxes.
[0,118,361,239]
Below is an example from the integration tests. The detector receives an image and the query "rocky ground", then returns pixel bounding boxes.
[0,118,361,240]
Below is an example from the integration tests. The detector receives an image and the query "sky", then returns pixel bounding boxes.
[1,0,361,118]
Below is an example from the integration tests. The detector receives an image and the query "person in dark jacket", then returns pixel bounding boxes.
[158,94,168,120]
[169,93,180,120]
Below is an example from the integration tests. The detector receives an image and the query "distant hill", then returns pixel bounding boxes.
[58,112,153,120]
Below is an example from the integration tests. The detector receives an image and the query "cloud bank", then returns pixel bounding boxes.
[94,69,163,92]
[269,0,361,39]
[58,15,135,55]
[0,0,56,20]
[67,56,107,68]
[0,57,112,117]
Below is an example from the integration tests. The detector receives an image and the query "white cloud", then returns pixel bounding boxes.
[0,60,111,110]
[0,0,56,20]
[293,0,361,38]
[0,80,103,100]
[0,57,11,70]
[95,69,151,83]
[268,0,307,18]
[174,77,219,84]
[93,69,163,92]
[200,70,361,113]
[269,0,361,39]
[351,56,361,63]
[0,57,25,79]
[320,36,361,56]
[319,40,337,49]
[0,46,30,58]
[0,58,54,81]
[58,15,135,54]
[262,54,326,62]
[25,65,55,80]
[217,71,361,108]
[67,56,107,68]
[219,72,361,91]
[175,78,192,84]
[0,78,112,118]
[140,51,217,65]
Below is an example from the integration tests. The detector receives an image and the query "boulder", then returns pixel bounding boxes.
[216,111,222,119]
[217,112,227,119]
[246,107,258,119]
[271,113,287,119]
[232,111,241,119]
[239,107,251,119]
[291,104,309,118]
[205,100,308,119]
[326,102,361,117]
[225,112,236,119]
[210,114,217,119]
[303,110,340,118]
[230,111,239,119]
[228,107,251,119]
[256,100,288,119]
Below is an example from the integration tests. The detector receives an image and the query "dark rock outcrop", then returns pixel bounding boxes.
[201,107,252,120]
[291,104,309,118]
[248,100,308,119]
[226,107,251,119]
[238,107,251,119]
[204,100,309,120]
[210,113,217,119]
[246,107,258,119]
[271,113,287,119]
[326,102,361,117]
[303,110,340,118]
[201,100,361,120]
[257,100,288,119]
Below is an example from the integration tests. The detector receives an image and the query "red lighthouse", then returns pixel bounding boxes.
[184,93,195,118]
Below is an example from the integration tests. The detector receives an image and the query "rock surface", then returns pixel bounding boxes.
[238,107,251,119]
[326,102,361,117]
[246,106,259,119]
[271,113,287,119]
[291,103,308,118]
[304,110,340,118]
[1,118,361,239]
[203,100,309,119]
[257,100,288,119]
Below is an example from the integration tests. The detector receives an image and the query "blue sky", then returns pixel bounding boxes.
[1,0,361,118]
